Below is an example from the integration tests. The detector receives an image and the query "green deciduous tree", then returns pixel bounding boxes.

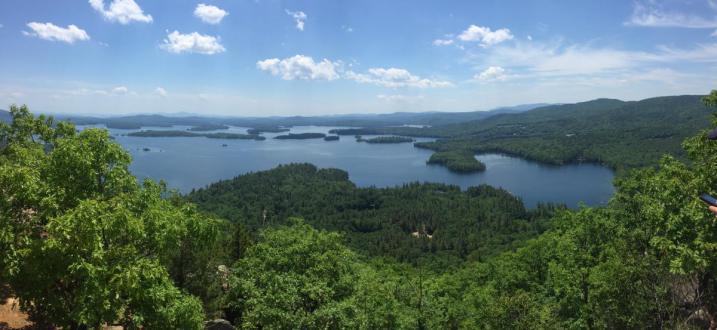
[225,219,360,328]
[0,106,222,328]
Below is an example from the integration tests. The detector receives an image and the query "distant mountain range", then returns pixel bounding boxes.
[4,95,714,174]
[54,103,549,130]
[0,109,10,123]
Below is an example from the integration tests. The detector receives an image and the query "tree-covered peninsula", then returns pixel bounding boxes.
[274,132,326,139]
[246,127,290,134]
[188,124,230,131]
[357,135,415,144]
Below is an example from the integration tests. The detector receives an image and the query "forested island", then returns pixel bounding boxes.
[247,127,290,134]
[356,135,414,144]
[2,94,717,329]
[187,124,229,131]
[274,132,326,139]
[426,150,486,173]
[323,135,339,141]
[128,130,265,140]
[329,128,385,136]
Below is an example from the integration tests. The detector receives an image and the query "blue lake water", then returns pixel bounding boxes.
[86,125,615,208]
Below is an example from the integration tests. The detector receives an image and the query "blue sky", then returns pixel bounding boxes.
[0,0,716,116]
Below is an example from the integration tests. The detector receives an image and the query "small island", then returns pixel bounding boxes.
[128,130,265,140]
[188,124,230,131]
[427,150,486,173]
[329,128,384,135]
[247,127,290,135]
[356,136,414,144]
[324,135,340,141]
[274,133,326,140]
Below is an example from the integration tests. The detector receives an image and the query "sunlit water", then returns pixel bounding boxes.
[82,125,615,208]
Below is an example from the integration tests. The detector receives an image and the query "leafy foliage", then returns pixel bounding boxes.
[225,220,360,328]
[0,105,224,328]
[5,95,717,329]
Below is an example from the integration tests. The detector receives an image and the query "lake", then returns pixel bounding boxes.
[86,125,615,208]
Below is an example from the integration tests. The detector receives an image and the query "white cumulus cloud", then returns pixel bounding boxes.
[286,9,307,31]
[257,55,339,80]
[346,68,452,88]
[160,31,225,55]
[89,0,152,24]
[458,25,513,47]
[194,4,228,24]
[24,22,90,44]
[476,66,507,81]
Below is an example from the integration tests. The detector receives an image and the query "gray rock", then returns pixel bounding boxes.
[205,318,235,330]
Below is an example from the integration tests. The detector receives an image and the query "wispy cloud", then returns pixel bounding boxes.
[465,37,717,91]
[346,68,453,88]
[433,39,454,46]
[112,86,128,94]
[626,1,717,28]
[286,9,307,31]
[377,94,425,103]
[23,22,90,44]
[154,87,167,97]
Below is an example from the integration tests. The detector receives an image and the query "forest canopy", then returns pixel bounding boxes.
[2,92,717,328]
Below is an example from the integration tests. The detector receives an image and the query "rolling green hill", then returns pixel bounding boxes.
[412,95,712,174]
[187,163,556,266]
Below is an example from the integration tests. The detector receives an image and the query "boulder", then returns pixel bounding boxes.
[205,318,235,330]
